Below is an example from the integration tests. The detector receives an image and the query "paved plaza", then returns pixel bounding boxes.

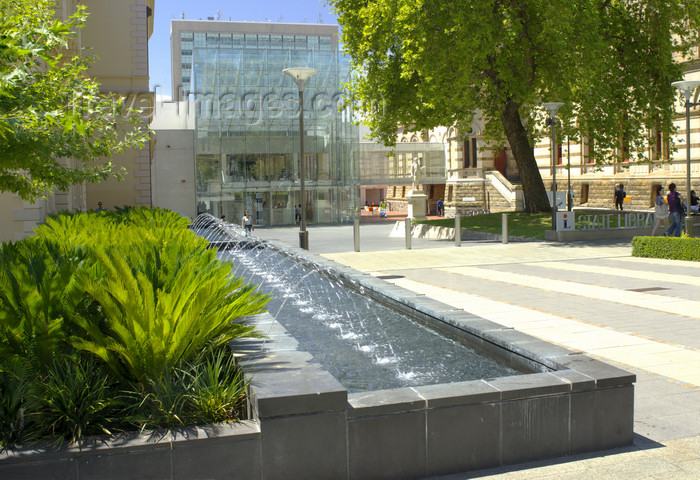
[254,221,700,479]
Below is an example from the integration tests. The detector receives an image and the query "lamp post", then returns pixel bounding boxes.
[543,102,564,230]
[672,80,700,236]
[284,67,319,250]
[567,138,572,211]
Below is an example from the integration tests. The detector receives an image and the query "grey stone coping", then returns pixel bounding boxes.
[0,421,260,464]
[550,369,597,392]
[241,349,348,418]
[414,380,502,409]
[234,315,349,418]
[348,388,425,418]
[484,372,572,401]
[551,354,637,388]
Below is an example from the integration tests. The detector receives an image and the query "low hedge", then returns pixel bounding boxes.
[631,235,700,262]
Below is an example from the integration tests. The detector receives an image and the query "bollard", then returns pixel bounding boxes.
[405,217,412,250]
[353,217,360,252]
[454,213,461,247]
[502,213,508,244]
[299,230,309,250]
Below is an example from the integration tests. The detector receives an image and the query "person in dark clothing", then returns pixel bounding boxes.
[665,183,684,237]
[614,184,626,210]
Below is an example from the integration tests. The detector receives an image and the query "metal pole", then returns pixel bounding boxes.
[567,138,572,211]
[353,217,360,252]
[299,88,308,250]
[685,101,693,237]
[551,117,557,231]
[502,213,508,244]
[454,213,461,247]
[405,217,412,250]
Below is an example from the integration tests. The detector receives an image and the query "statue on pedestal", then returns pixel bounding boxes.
[410,158,425,193]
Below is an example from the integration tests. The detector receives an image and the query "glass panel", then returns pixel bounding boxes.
[245,34,257,48]
[294,36,307,50]
[206,33,219,47]
[270,35,282,49]
[220,34,232,47]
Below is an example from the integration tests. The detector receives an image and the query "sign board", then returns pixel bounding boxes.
[462,197,476,202]
[547,191,567,210]
[556,211,575,231]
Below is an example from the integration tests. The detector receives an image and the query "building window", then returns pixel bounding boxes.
[471,138,478,168]
[557,144,563,165]
[584,137,595,164]
[463,139,470,169]
[580,184,589,204]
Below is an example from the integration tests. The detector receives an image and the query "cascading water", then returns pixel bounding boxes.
[190,214,528,392]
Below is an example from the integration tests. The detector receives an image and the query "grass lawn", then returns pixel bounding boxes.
[418,212,552,240]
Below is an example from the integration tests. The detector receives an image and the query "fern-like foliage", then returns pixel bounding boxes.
[0,238,85,371]
[0,207,268,447]
[60,209,268,385]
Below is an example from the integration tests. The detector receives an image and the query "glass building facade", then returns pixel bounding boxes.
[172,21,359,225]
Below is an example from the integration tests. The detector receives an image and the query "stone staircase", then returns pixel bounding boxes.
[445,169,522,215]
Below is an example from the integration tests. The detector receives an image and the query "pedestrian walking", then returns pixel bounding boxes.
[242,210,254,235]
[665,183,684,237]
[614,184,626,210]
[651,185,669,236]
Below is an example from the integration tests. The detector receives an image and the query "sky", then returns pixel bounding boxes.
[149,0,338,98]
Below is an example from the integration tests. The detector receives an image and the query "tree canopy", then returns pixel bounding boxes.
[0,0,150,201]
[331,0,700,212]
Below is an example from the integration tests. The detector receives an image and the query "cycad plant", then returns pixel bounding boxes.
[0,207,267,448]
[69,244,267,384]
[0,238,85,370]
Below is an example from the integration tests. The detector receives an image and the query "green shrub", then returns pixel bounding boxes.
[123,349,249,430]
[67,243,266,384]
[0,207,266,448]
[631,235,700,261]
[29,357,121,447]
[186,349,249,424]
[0,239,86,371]
[0,365,31,447]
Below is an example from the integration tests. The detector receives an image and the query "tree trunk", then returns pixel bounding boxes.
[500,98,551,213]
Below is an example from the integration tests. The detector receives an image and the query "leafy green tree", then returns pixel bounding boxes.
[331,0,700,212]
[0,0,150,200]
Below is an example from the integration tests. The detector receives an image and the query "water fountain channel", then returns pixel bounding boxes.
[191,214,532,392]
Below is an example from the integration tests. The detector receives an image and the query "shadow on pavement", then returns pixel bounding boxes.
[429,434,663,479]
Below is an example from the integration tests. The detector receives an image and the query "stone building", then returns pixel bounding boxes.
[0,0,154,242]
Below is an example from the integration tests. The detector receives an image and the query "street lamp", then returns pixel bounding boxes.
[543,102,564,230]
[672,80,700,236]
[284,67,319,250]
